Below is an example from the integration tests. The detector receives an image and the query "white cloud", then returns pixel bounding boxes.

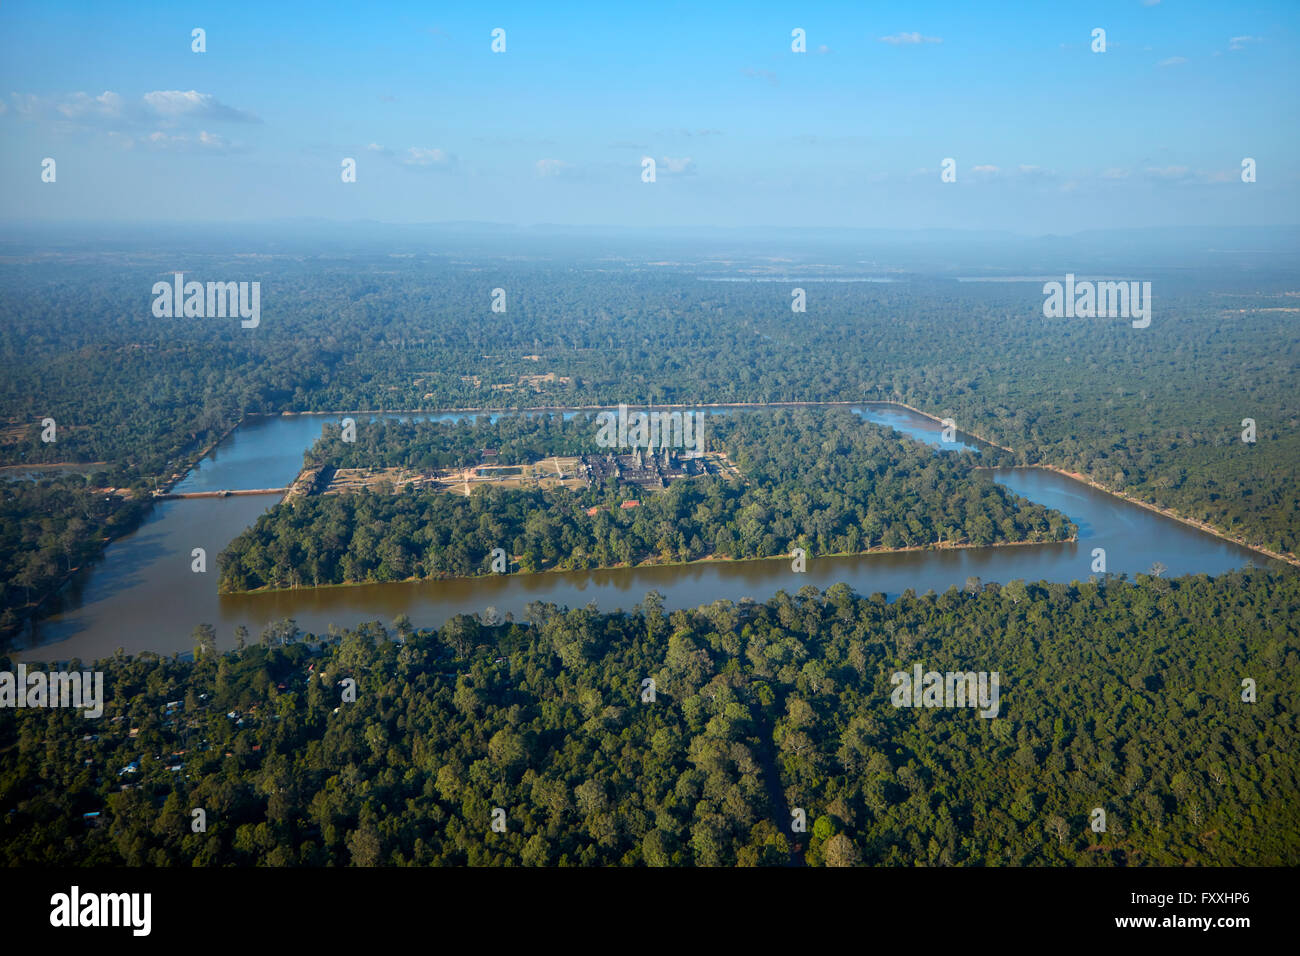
[401,147,455,168]
[142,90,260,122]
[10,90,122,122]
[1158,56,1188,67]
[659,156,695,175]
[535,158,572,177]
[143,129,240,153]
[878,32,942,45]
[56,91,126,121]
[1229,35,1262,51]
[9,94,42,117]
[1015,164,1058,182]
[6,89,260,129]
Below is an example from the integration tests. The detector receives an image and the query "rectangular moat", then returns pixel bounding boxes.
[18,405,1282,663]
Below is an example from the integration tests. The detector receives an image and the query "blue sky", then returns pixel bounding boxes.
[2,0,1297,232]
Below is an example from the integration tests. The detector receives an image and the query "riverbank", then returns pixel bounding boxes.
[1022,464,1299,568]
[158,418,245,495]
[4,534,114,643]
[264,400,865,416]
[31,461,1267,661]
[0,418,247,649]
[220,531,1078,597]
[217,399,1297,571]
[260,398,1012,457]
[885,400,1016,454]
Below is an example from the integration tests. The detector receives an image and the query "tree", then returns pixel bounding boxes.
[1003,579,1028,605]
[441,615,478,658]
[824,833,860,867]
[640,590,666,642]
[521,833,549,867]
[347,823,382,866]
[488,729,527,776]
[192,624,216,659]
[642,830,674,867]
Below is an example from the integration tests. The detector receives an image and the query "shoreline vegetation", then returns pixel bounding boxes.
[224,533,1081,597]
[155,419,244,496]
[13,399,1291,636]
[252,399,1290,566]
[1023,464,1299,568]
[137,400,1298,594]
[262,398,1008,453]
[215,408,1076,594]
[1,417,243,645]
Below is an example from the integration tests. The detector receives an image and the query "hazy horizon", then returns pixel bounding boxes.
[4,0,1298,231]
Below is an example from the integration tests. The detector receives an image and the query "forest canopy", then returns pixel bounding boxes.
[3,257,1295,641]
[2,568,1295,866]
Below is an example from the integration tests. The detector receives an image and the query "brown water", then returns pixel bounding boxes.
[21,406,1277,663]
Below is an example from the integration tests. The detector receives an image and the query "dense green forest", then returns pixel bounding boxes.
[3,251,1296,642]
[0,479,146,636]
[217,409,1072,591]
[304,411,607,472]
[3,569,1295,866]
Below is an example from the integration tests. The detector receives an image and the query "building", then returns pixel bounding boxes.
[579,448,705,493]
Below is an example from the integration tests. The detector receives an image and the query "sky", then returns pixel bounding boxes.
[1,0,1297,233]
